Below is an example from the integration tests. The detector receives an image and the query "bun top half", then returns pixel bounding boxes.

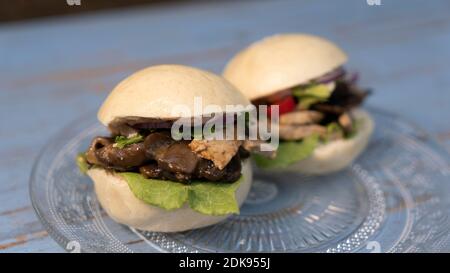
[98,65,251,126]
[223,34,348,100]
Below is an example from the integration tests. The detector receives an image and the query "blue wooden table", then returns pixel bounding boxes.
[1,0,450,252]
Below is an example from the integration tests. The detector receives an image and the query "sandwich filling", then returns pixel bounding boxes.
[253,67,370,168]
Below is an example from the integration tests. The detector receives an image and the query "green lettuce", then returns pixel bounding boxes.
[188,180,241,215]
[122,172,189,210]
[292,84,333,109]
[76,153,89,174]
[120,172,243,216]
[253,135,319,169]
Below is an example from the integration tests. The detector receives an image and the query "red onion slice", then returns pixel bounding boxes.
[347,72,359,84]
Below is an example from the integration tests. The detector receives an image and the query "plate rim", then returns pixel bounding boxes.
[29,106,450,253]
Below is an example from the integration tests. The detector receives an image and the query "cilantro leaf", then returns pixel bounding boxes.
[121,172,189,210]
[114,134,144,149]
[76,153,89,174]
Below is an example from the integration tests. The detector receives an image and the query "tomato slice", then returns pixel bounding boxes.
[268,95,296,117]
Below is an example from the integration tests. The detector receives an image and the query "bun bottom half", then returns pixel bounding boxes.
[87,160,252,232]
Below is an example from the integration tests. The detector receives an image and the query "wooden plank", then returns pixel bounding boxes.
[0,233,63,253]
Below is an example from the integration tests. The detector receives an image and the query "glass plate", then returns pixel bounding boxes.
[30,107,450,253]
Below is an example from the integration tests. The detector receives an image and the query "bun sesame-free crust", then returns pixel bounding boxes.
[98,65,251,126]
[223,34,347,100]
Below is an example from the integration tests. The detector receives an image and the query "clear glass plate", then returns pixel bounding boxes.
[30,107,450,253]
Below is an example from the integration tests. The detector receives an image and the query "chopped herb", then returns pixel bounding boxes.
[114,134,144,148]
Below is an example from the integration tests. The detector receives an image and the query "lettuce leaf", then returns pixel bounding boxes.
[253,135,319,169]
[76,153,89,174]
[119,172,243,216]
[121,172,189,210]
[292,84,333,109]
[326,122,342,134]
[188,180,241,216]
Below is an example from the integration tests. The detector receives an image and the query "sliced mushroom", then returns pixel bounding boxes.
[157,142,199,174]
[84,129,247,183]
[95,142,148,171]
[85,137,114,166]
[108,122,140,138]
[139,163,163,179]
[195,156,241,182]
[144,132,175,160]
